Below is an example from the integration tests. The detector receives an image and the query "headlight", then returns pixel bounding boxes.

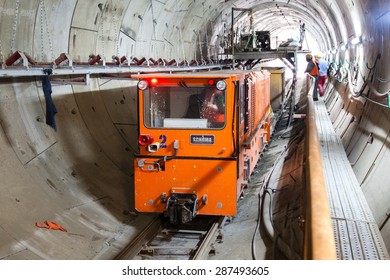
[216,80,226,91]
[137,80,149,90]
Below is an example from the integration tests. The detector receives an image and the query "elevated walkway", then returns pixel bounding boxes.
[314,97,389,259]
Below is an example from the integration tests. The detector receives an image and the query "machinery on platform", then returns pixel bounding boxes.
[256,31,271,51]
[133,70,271,224]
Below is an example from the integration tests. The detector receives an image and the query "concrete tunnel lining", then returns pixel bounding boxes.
[1,0,390,259]
[0,76,154,259]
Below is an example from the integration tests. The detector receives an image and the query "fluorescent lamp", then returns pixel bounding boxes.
[350,36,362,45]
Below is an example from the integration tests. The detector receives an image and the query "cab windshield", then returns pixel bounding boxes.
[143,86,226,129]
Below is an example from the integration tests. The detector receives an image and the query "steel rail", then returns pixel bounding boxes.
[304,78,337,260]
[115,216,223,260]
[114,216,162,260]
[192,216,225,260]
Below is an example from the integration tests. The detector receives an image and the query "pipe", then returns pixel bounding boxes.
[304,88,337,260]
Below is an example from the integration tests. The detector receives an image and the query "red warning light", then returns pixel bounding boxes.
[151,78,158,85]
[208,79,215,86]
[138,134,154,146]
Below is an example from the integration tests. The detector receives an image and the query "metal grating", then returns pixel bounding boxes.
[313,98,389,260]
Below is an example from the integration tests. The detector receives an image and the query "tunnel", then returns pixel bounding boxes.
[0,0,389,260]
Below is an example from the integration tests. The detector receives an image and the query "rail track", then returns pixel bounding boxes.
[115,216,225,260]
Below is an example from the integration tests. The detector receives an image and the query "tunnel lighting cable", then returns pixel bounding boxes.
[252,130,304,260]
[377,75,390,84]
[362,95,390,108]
[352,54,381,97]
[259,135,303,260]
[251,145,287,260]
[364,80,390,99]
[349,67,390,108]
[332,55,390,108]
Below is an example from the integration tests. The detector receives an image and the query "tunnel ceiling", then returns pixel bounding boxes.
[0,0,360,63]
[207,0,352,55]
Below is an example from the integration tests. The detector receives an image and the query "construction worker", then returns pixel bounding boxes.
[315,52,329,97]
[304,53,319,101]
[202,90,225,128]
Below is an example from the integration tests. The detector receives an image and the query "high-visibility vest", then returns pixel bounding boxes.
[310,61,319,76]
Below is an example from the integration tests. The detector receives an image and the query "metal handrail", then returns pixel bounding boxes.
[0,63,226,78]
[304,79,337,260]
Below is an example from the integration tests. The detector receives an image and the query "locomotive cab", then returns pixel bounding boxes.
[133,71,270,224]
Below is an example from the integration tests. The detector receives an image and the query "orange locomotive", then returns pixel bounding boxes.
[134,70,271,224]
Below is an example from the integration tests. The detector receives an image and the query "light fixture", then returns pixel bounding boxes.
[216,80,227,91]
[350,36,362,45]
[208,79,215,86]
[137,80,149,90]
[150,78,158,85]
[138,134,154,146]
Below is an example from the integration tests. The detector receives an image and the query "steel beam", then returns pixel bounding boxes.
[0,64,226,79]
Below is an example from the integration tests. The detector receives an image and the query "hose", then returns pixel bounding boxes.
[251,144,286,260]
[252,131,304,260]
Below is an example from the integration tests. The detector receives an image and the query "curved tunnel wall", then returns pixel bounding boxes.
[327,0,390,251]
[0,0,389,259]
[0,0,153,259]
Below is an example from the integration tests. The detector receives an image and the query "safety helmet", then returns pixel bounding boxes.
[315,52,323,59]
[306,53,313,60]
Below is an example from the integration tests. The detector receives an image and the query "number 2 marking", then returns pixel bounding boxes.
[159,134,167,148]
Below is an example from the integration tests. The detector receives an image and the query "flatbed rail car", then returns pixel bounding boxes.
[133,70,271,224]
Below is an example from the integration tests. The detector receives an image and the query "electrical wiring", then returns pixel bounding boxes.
[251,146,286,260]
[330,54,390,108]
[251,130,304,260]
